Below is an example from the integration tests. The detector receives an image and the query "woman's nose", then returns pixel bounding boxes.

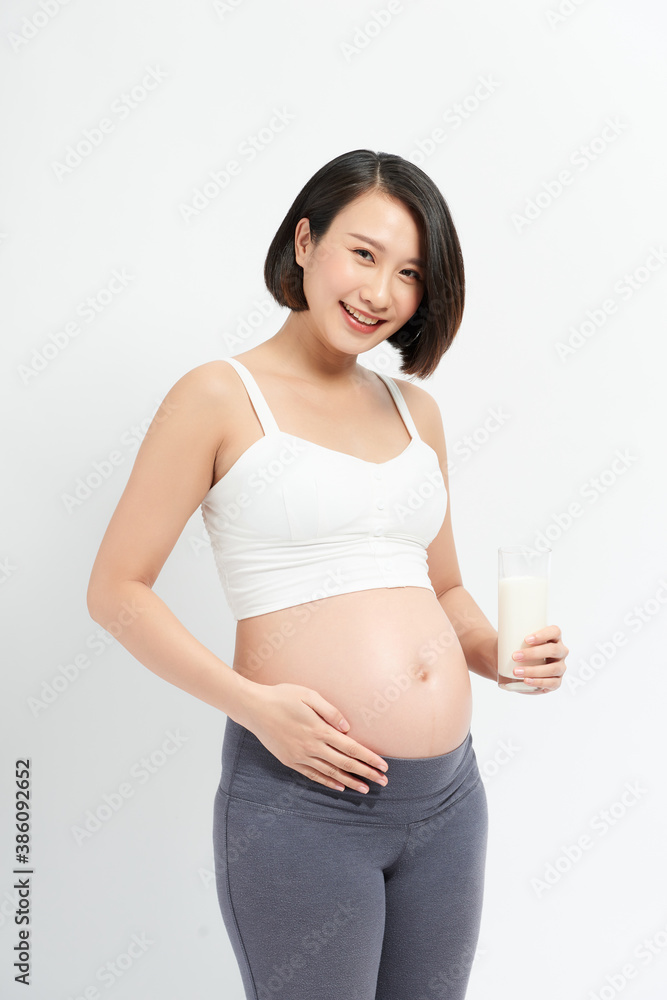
[360,275,391,310]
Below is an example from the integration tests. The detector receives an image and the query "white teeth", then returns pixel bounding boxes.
[342,302,379,325]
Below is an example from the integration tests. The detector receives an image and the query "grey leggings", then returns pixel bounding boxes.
[213,718,488,1000]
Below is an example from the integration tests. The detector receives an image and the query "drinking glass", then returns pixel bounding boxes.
[497,546,551,693]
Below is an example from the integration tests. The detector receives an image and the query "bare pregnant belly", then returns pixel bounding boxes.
[231,587,473,758]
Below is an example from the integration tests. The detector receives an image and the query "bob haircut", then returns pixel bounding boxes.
[264,148,465,379]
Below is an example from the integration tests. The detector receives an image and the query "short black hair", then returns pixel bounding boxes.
[263,148,465,379]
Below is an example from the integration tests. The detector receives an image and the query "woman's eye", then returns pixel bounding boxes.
[353,249,422,281]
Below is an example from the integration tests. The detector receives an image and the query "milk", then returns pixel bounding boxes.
[497,575,549,680]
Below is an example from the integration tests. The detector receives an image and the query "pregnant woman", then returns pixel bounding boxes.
[87,149,568,999]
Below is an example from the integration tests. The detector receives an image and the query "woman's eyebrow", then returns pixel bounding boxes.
[345,232,425,268]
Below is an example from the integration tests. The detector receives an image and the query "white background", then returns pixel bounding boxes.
[2,1,666,997]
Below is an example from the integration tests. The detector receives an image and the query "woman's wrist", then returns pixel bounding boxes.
[225,670,266,729]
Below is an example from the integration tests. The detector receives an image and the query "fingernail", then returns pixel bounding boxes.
[514,667,524,676]
[513,651,524,660]
[525,635,536,643]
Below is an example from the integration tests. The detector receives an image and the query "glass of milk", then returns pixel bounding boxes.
[497,546,551,693]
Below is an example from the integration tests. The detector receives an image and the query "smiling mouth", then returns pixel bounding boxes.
[340,301,386,327]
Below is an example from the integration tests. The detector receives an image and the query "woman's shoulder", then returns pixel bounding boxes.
[387,373,445,442]
[386,372,440,414]
[166,358,241,404]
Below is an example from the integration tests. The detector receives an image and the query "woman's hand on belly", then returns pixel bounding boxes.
[234,588,473,756]
[238,680,390,794]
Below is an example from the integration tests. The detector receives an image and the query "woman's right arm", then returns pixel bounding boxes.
[86,363,389,792]
[86,363,257,724]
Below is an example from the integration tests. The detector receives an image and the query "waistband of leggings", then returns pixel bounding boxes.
[219,717,478,814]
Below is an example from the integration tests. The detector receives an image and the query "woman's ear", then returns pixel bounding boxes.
[293,217,312,269]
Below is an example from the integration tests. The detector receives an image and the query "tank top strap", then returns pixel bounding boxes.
[375,372,421,441]
[224,358,280,434]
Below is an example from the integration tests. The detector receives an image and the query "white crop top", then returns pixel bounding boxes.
[200,358,447,621]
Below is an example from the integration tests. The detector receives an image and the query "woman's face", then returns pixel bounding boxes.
[294,189,425,355]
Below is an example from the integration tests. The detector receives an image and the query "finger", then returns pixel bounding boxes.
[519,678,551,691]
[523,625,562,645]
[304,759,372,794]
[325,733,389,778]
[514,639,566,664]
[515,661,566,680]
[323,745,389,784]
[522,673,561,689]
[299,764,347,791]
[307,701,388,773]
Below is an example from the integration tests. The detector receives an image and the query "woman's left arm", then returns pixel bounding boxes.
[404,381,569,694]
